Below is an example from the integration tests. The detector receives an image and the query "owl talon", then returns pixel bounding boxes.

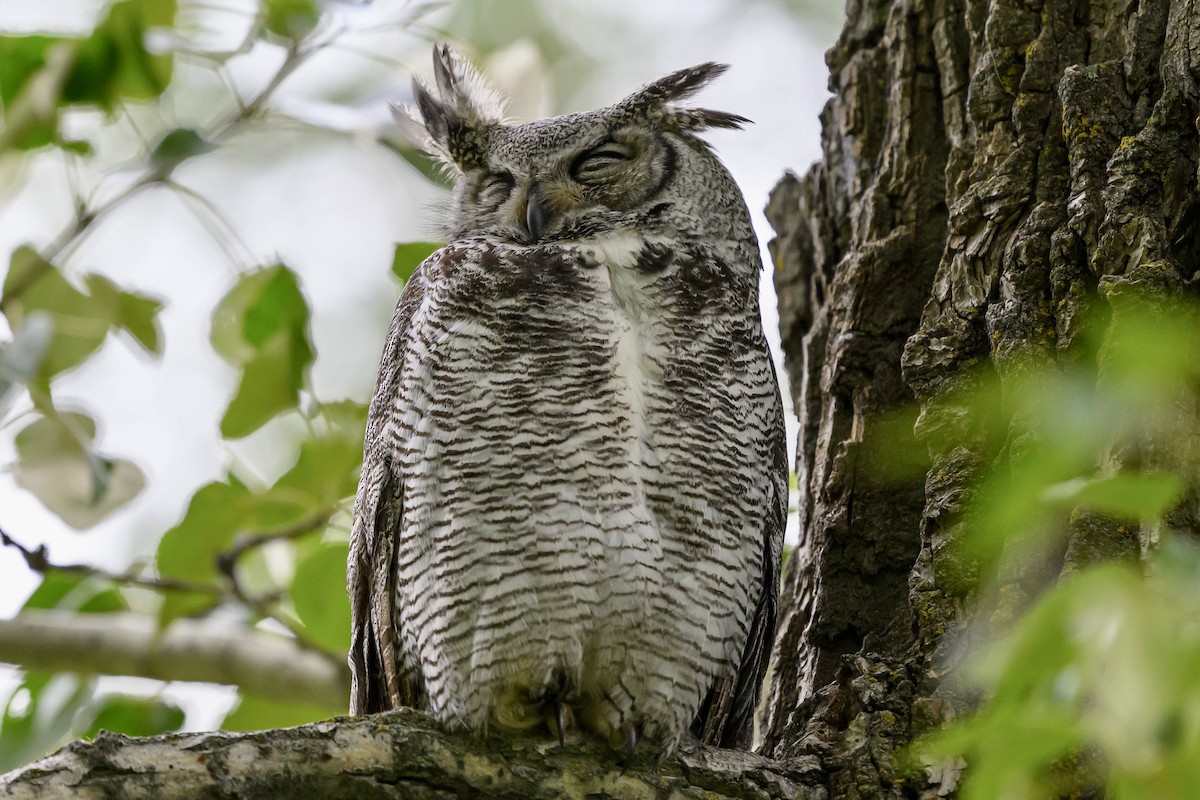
[621,721,639,762]
[554,702,567,747]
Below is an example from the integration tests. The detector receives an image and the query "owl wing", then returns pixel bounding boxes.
[347,264,430,715]
[692,355,788,749]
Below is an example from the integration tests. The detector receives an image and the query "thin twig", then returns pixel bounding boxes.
[34,30,320,270]
[162,179,257,266]
[1,514,342,669]
[0,524,223,596]
[215,42,310,135]
[212,510,344,666]
[38,174,160,264]
[215,511,333,575]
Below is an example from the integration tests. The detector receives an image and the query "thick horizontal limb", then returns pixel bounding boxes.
[0,707,824,799]
[0,609,348,708]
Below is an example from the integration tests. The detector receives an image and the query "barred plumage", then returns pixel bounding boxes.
[348,45,786,752]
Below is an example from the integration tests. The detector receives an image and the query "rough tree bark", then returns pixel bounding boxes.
[0,708,825,800]
[761,0,1200,796]
[4,0,1199,797]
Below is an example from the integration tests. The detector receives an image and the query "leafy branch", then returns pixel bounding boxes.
[0,0,427,764]
[34,37,322,270]
[0,510,343,667]
[215,511,346,665]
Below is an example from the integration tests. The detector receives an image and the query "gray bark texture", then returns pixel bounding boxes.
[761,0,1200,796]
[4,0,1200,797]
[0,708,824,800]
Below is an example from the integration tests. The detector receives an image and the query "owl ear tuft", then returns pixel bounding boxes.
[391,44,507,171]
[621,62,751,135]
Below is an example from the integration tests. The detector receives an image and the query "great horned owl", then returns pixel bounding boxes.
[348,45,786,752]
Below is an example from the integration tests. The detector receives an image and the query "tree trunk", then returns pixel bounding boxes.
[4,0,1199,797]
[761,0,1199,796]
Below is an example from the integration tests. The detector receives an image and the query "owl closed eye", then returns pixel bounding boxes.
[392,46,753,245]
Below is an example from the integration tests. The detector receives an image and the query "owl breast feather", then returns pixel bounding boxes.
[389,232,774,747]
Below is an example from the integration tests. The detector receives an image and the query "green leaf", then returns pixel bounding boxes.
[391,241,440,284]
[0,0,174,150]
[83,274,164,356]
[0,36,74,150]
[211,267,283,363]
[1044,473,1185,520]
[82,695,184,739]
[2,248,109,379]
[0,36,57,108]
[263,0,321,41]
[275,436,361,511]
[211,265,314,438]
[243,431,361,531]
[241,268,309,350]
[2,250,163,378]
[221,692,335,732]
[219,330,311,438]
[316,399,368,442]
[22,572,127,613]
[291,543,351,653]
[0,312,53,415]
[210,265,312,360]
[0,0,176,151]
[0,673,96,773]
[1102,298,1200,391]
[156,481,248,625]
[13,412,146,529]
[63,30,118,110]
[148,127,212,173]
[67,0,177,112]
[156,480,249,582]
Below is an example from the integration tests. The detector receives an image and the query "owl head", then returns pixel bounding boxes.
[394,45,755,246]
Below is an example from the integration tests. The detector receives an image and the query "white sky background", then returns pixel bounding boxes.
[0,0,837,729]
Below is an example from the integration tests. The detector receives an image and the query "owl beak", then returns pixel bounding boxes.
[525,184,552,243]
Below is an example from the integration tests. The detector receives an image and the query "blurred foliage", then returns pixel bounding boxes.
[0,0,449,767]
[900,292,1200,798]
[210,264,314,439]
[13,410,147,530]
[0,0,176,150]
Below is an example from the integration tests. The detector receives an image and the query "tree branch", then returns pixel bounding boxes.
[0,610,348,709]
[0,708,825,799]
[0,527,221,596]
[214,511,345,666]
